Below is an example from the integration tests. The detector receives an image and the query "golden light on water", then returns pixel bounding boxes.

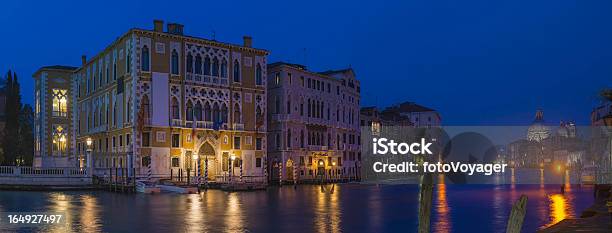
[225,192,245,232]
[434,174,451,233]
[544,194,574,228]
[315,185,341,233]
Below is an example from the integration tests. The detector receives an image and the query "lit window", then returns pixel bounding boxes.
[52,89,68,117]
[52,125,67,156]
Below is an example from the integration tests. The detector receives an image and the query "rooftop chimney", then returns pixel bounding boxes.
[166,23,184,35]
[154,20,164,32]
[243,36,252,48]
[81,55,87,66]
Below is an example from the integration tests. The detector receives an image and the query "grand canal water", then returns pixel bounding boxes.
[0,181,594,233]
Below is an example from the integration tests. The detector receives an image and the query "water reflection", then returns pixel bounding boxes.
[225,192,245,232]
[315,185,341,233]
[0,183,594,233]
[185,194,204,232]
[544,193,574,228]
[434,174,451,233]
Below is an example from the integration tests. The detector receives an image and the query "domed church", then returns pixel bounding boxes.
[527,109,551,142]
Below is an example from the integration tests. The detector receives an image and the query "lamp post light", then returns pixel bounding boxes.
[230,154,236,184]
[86,137,93,175]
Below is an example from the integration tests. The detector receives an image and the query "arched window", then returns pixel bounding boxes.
[186,53,193,73]
[171,50,179,75]
[212,58,219,76]
[126,98,132,123]
[221,59,228,78]
[204,56,211,75]
[141,46,150,71]
[204,102,212,121]
[300,130,304,148]
[52,89,68,117]
[233,103,241,124]
[221,104,228,124]
[212,103,220,123]
[171,98,179,120]
[186,100,193,121]
[287,129,291,148]
[256,64,263,85]
[194,101,203,121]
[195,55,202,74]
[233,60,240,82]
[142,95,150,120]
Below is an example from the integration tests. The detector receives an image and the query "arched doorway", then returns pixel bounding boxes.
[317,159,326,176]
[286,159,294,181]
[198,142,216,181]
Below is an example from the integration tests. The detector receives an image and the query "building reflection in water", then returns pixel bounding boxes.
[185,194,204,232]
[79,194,100,232]
[368,185,382,232]
[49,193,71,233]
[225,192,245,232]
[434,174,451,233]
[315,184,341,233]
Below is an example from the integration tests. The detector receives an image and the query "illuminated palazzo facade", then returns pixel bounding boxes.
[35,21,269,181]
[33,66,78,167]
[267,62,361,182]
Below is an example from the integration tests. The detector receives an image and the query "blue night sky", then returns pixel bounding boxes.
[1,0,610,125]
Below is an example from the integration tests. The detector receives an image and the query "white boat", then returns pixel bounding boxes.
[136,180,161,194]
[157,184,198,194]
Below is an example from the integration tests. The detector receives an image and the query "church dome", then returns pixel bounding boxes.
[527,109,550,142]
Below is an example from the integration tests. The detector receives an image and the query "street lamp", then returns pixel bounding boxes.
[230,154,236,183]
[85,137,93,174]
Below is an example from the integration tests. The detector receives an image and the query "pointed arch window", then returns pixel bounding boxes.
[233,103,241,124]
[256,106,263,128]
[141,45,150,71]
[212,58,219,76]
[186,53,193,73]
[221,59,228,78]
[204,56,211,75]
[52,89,68,117]
[212,103,220,123]
[171,50,179,75]
[204,102,212,121]
[256,63,263,85]
[52,125,67,156]
[194,102,203,121]
[195,55,202,74]
[233,60,240,82]
[171,98,180,120]
[221,104,228,124]
[186,101,194,121]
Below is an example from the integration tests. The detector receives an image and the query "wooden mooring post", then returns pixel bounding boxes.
[506,195,528,233]
[418,173,433,233]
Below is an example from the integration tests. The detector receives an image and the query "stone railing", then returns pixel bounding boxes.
[0,166,91,186]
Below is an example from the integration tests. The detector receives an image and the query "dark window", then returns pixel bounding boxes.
[256,158,262,168]
[142,132,150,147]
[171,157,179,167]
[171,50,179,75]
[256,137,263,150]
[233,60,240,82]
[234,136,241,149]
[256,64,263,85]
[172,134,180,147]
[141,46,149,71]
